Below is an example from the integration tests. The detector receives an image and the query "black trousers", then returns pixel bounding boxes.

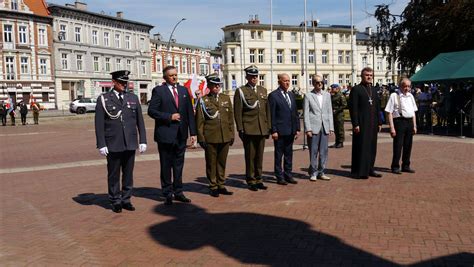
[0,115,5,126]
[21,114,27,125]
[273,135,295,180]
[157,139,186,198]
[106,150,135,205]
[391,118,414,170]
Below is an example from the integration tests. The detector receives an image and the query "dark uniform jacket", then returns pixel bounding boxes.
[95,90,147,152]
[196,93,234,143]
[234,84,271,136]
[19,103,28,115]
[268,89,300,136]
[147,84,197,143]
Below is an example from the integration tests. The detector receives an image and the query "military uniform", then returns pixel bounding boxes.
[0,103,6,126]
[32,102,40,124]
[330,85,347,147]
[234,65,271,190]
[95,70,147,213]
[196,76,234,195]
[19,102,28,125]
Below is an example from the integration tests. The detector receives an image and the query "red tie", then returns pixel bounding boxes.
[173,86,179,107]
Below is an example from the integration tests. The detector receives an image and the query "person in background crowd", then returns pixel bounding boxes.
[385,78,418,174]
[0,102,6,126]
[31,101,41,125]
[329,84,346,148]
[417,84,432,131]
[19,101,28,125]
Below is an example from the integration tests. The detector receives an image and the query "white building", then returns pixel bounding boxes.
[48,1,153,109]
[221,17,398,94]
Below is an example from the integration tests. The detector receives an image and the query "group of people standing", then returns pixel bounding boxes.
[95,65,418,213]
[0,101,41,126]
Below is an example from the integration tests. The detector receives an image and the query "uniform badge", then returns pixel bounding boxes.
[105,98,108,101]
[112,106,116,110]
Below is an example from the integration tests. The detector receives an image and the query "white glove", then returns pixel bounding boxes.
[99,147,109,156]
[139,143,147,153]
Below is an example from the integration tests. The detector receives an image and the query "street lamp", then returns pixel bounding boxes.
[166,18,186,51]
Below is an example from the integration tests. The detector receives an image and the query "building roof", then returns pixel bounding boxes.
[151,39,209,51]
[222,23,354,33]
[47,3,154,29]
[24,0,50,16]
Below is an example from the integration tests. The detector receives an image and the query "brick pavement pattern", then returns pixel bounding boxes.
[1,117,473,266]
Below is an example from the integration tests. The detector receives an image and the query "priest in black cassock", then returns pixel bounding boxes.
[348,67,383,179]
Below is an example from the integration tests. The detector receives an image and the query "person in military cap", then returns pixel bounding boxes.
[329,84,347,148]
[196,73,235,197]
[234,65,272,191]
[95,70,147,213]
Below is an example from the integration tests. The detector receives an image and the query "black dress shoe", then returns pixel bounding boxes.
[329,143,337,148]
[392,168,402,174]
[175,194,191,203]
[218,188,233,195]
[122,203,135,211]
[210,189,219,197]
[248,184,258,191]
[164,196,173,205]
[335,143,344,148]
[111,203,122,213]
[255,183,268,190]
[402,168,415,173]
[355,175,368,179]
[369,172,382,178]
[277,179,288,185]
[285,178,298,184]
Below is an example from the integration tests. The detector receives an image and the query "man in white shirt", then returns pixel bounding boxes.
[385,78,418,174]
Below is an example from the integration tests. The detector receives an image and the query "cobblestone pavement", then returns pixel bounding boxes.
[1,117,473,266]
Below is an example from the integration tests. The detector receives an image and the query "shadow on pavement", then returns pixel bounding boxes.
[148,203,473,266]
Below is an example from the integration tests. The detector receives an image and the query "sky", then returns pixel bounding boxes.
[49,0,409,48]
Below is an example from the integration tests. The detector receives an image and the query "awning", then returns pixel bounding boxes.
[410,50,474,83]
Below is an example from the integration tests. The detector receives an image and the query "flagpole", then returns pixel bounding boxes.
[312,11,317,74]
[350,0,356,85]
[304,0,309,93]
[270,0,274,89]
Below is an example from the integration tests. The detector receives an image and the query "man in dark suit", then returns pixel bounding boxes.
[148,65,197,205]
[268,73,300,185]
[95,70,147,213]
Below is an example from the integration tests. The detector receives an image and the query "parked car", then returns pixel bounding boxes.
[69,98,97,114]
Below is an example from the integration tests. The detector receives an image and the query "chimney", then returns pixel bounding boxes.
[366,27,372,36]
[254,14,260,24]
[116,11,123,18]
[153,33,162,40]
[248,14,260,24]
[65,3,74,7]
[74,1,87,11]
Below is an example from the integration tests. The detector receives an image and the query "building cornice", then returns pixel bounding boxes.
[48,4,153,33]
[222,23,354,33]
[0,10,53,24]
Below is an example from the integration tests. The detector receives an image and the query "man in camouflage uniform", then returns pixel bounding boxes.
[196,74,235,197]
[234,65,271,191]
[329,84,347,148]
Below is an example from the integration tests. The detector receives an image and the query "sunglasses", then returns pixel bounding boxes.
[313,81,323,85]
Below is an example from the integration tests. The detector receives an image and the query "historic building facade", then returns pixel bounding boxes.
[48,1,153,109]
[0,0,55,108]
[221,17,399,94]
[150,37,211,88]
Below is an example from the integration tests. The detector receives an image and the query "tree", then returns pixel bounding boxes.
[374,0,474,74]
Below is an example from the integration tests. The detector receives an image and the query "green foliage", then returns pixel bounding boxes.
[374,0,474,74]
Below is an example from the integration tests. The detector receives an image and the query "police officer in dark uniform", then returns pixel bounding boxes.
[234,65,271,191]
[0,102,6,126]
[196,74,235,197]
[95,70,147,213]
[19,101,28,125]
[329,84,347,148]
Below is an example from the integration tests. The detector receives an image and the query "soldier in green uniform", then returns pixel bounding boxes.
[234,65,271,191]
[329,84,347,148]
[196,74,235,197]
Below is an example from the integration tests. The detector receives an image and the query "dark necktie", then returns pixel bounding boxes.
[172,86,179,107]
[118,92,123,105]
[284,91,291,108]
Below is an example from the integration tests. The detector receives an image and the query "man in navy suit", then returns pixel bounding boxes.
[95,70,147,213]
[268,73,301,185]
[148,66,197,205]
